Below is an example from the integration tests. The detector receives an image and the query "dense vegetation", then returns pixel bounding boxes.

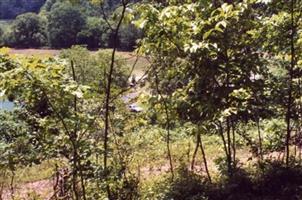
[0,0,141,50]
[0,0,302,200]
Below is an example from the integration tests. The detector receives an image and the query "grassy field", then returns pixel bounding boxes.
[8,48,149,77]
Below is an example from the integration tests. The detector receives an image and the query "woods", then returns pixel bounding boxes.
[0,0,302,199]
[0,0,141,50]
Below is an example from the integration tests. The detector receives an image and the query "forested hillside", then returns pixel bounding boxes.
[0,0,46,19]
[0,0,302,200]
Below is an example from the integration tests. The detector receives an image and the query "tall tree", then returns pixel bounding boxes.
[47,2,86,48]
[136,0,266,176]
[10,13,47,47]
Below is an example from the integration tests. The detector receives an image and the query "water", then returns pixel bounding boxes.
[0,100,14,110]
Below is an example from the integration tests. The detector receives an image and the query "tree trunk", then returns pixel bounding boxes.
[154,72,174,180]
[72,141,80,200]
[191,134,200,171]
[198,134,212,182]
[257,119,263,161]
[78,160,87,200]
[10,170,15,200]
[226,118,233,175]
[285,0,295,167]
[102,1,128,198]
[231,119,236,167]
[218,121,230,167]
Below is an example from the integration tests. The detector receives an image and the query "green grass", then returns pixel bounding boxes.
[14,160,56,183]
[91,49,150,77]
[8,48,150,77]
[0,159,65,185]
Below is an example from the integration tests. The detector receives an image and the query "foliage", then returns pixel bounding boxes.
[60,45,130,88]
[8,13,47,48]
[0,46,135,199]
[76,17,108,48]
[255,160,302,199]
[0,0,302,199]
[0,110,42,170]
[47,3,86,48]
[119,24,142,50]
[0,0,142,49]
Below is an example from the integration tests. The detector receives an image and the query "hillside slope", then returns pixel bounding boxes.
[0,0,46,19]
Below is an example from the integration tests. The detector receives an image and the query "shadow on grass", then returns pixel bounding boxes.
[147,160,302,200]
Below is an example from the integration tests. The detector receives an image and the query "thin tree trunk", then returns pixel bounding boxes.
[164,101,174,181]
[154,73,174,180]
[78,160,87,200]
[102,1,128,198]
[226,118,233,175]
[298,70,302,164]
[223,24,233,175]
[10,170,15,200]
[191,134,200,171]
[187,140,191,166]
[285,0,295,167]
[218,121,230,164]
[231,120,236,167]
[70,60,80,200]
[71,141,80,200]
[257,118,263,161]
[199,134,212,182]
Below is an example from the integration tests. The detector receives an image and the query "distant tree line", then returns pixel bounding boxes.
[0,0,141,50]
[0,0,46,19]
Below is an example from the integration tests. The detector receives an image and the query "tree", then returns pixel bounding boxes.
[10,13,47,48]
[60,45,129,88]
[77,17,108,48]
[119,23,141,50]
[0,43,133,199]
[47,2,86,48]
[260,0,302,165]
[136,0,268,177]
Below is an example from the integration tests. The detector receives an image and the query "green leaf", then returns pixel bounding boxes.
[203,29,213,40]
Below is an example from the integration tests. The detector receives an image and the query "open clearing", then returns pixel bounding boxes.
[8,48,149,77]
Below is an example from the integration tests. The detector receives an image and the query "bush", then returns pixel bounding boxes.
[167,167,209,200]
[141,166,209,200]
[255,160,302,200]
